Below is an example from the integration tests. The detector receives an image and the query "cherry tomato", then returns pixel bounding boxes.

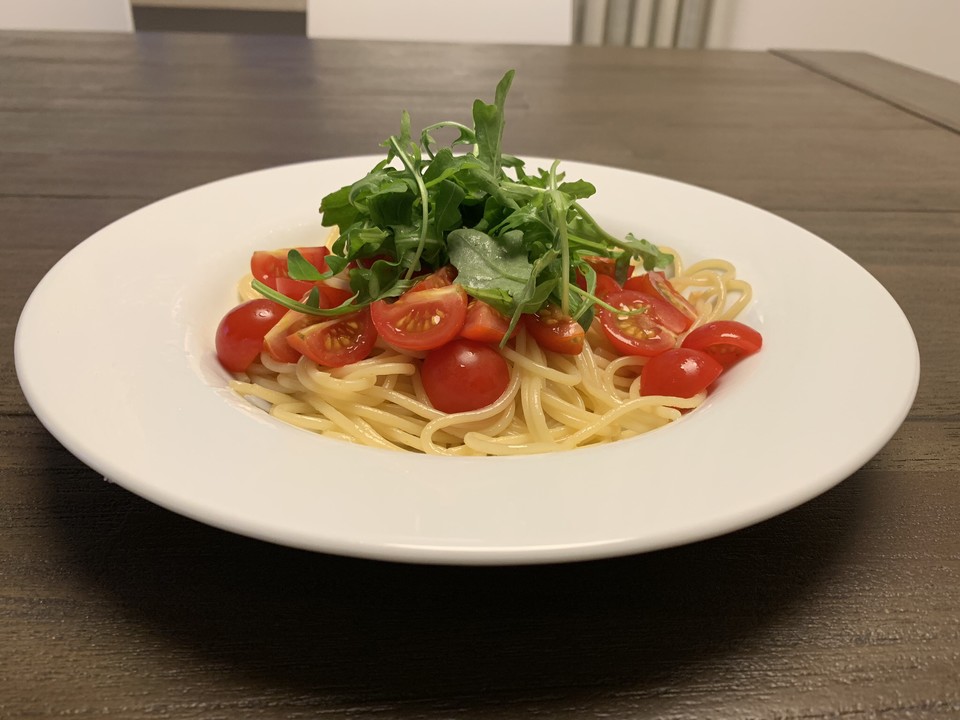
[421,339,511,413]
[275,277,353,307]
[370,284,468,351]
[640,348,723,398]
[250,246,330,285]
[460,300,517,344]
[523,304,585,355]
[409,265,458,293]
[575,268,623,300]
[625,271,697,331]
[597,290,678,357]
[682,320,762,369]
[594,273,623,301]
[263,308,317,363]
[215,299,284,372]
[286,309,377,368]
[581,255,619,278]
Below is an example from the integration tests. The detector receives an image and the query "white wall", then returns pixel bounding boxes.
[707,0,960,83]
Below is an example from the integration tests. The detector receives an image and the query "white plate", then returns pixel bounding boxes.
[15,157,919,565]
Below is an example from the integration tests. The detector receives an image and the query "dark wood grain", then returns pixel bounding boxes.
[775,50,960,134]
[3,34,960,719]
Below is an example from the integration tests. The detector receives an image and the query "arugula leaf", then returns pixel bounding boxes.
[275,70,677,331]
[318,185,359,228]
[431,179,466,234]
[447,228,533,299]
[473,70,514,179]
[286,249,327,281]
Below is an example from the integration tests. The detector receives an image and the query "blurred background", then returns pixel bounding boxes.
[1,0,958,83]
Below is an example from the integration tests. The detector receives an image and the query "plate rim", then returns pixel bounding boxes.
[15,155,921,565]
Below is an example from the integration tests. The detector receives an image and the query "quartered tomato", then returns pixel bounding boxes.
[682,320,762,369]
[409,265,458,293]
[250,246,330,285]
[523,304,585,355]
[625,271,697,331]
[215,299,284,372]
[597,290,678,357]
[421,339,511,413]
[286,309,377,368]
[640,348,723,398]
[460,300,517,345]
[370,284,468,351]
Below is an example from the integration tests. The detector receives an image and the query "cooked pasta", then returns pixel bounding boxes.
[228,251,752,456]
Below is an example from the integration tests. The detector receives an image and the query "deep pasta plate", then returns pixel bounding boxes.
[15,157,919,564]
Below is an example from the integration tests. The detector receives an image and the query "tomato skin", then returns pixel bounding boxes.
[421,339,511,413]
[460,300,517,344]
[597,290,678,357]
[681,320,762,369]
[582,255,619,278]
[215,299,285,372]
[576,268,623,300]
[409,265,458,293]
[251,246,330,285]
[625,271,697,331]
[523,304,585,355]
[275,277,353,307]
[286,309,377,368]
[370,285,468,351]
[263,308,315,363]
[640,348,723,399]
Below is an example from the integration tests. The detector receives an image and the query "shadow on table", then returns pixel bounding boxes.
[41,452,868,709]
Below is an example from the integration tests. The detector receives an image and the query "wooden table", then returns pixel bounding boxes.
[4,32,959,718]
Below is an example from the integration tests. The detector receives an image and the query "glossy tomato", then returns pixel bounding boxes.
[250,246,330,285]
[215,299,284,372]
[523,304,585,355]
[625,271,697,331]
[286,309,377,367]
[576,267,622,300]
[370,284,468,351]
[640,348,723,398]
[275,276,353,307]
[263,308,316,363]
[409,265,458,293]
[460,300,517,344]
[597,290,678,357]
[681,320,762,368]
[421,339,511,413]
[582,255,619,278]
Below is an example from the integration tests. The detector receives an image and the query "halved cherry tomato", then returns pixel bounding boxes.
[250,246,330,285]
[681,320,762,369]
[409,265,458,293]
[460,300,517,345]
[275,277,353,307]
[370,284,468,351]
[263,308,316,363]
[594,273,623,301]
[597,290,678,357]
[421,339,511,413]
[286,309,377,367]
[625,271,697,331]
[640,348,723,398]
[523,304,585,355]
[575,268,623,300]
[582,255,619,278]
[215,299,284,372]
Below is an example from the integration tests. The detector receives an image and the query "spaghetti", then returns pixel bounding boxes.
[228,250,752,456]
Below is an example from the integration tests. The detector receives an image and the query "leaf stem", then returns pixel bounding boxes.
[388,135,431,280]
